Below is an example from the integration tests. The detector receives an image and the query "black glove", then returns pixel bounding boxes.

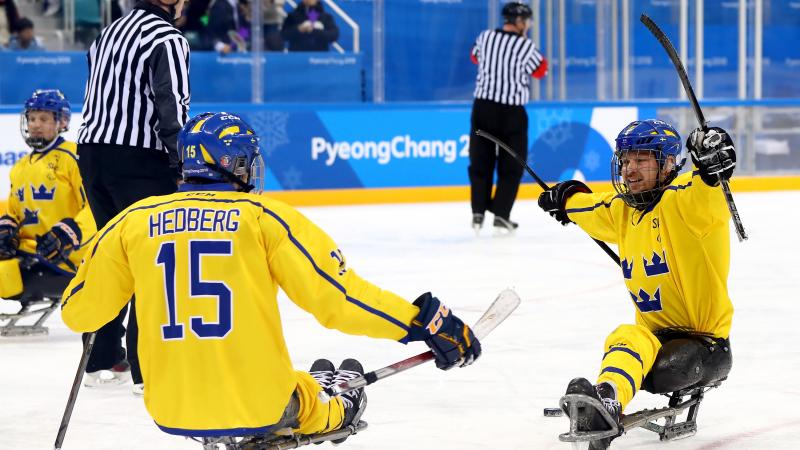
[686,127,736,186]
[404,293,481,370]
[36,219,81,263]
[537,180,592,225]
[0,215,20,259]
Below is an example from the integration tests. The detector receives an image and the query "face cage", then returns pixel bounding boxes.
[611,149,677,210]
[20,110,67,151]
[249,153,266,195]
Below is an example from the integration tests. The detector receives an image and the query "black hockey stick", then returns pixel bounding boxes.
[640,14,748,242]
[318,288,521,402]
[54,331,96,450]
[475,129,621,267]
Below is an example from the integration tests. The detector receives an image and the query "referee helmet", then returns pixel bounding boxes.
[502,2,533,23]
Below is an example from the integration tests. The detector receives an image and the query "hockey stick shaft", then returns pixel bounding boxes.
[54,331,96,450]
[475,129,621,267]
[640,14,748,242]
[318,288,521,401]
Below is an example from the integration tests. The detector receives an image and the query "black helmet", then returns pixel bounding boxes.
[502,2,533,23]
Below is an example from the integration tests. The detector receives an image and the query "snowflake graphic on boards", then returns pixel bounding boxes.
[246,111,290,157]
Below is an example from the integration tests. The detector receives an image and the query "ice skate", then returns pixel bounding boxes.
[493,216,518,236]
[84,359,132,387]
[559,378,621,450]
[309,358,335,389]
[472,213,484,235]
[330,359,367,444]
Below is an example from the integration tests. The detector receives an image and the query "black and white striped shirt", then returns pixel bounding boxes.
[472,29,545,105]
[78,2,190,164]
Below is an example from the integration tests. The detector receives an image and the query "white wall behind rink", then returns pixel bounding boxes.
[0,114,83,201]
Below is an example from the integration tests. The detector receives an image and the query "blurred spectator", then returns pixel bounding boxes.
[281,0,338,52]
[206,0,248,53]
[7,17,44,50]
[263,0,285,51]
[2,0,20,41]
[175,0,211,49]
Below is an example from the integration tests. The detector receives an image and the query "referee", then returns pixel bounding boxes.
[76,0,190,393]
[468,1,547,235]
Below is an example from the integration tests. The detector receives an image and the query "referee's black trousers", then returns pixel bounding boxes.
[468,98,528,220]
[77,144,178,383]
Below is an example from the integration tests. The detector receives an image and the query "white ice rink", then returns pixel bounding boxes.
[2,191,799,450]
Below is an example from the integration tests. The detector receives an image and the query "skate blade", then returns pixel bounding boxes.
[492,227,516,237]
[0,326,49,337]
[558,393,619,443]
[570,442,590,450]
[84,371,132,387]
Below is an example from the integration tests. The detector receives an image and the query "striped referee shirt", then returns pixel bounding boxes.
[471,29,546,105]
[78,2,190,166]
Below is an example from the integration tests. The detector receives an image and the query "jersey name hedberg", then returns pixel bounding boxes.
[149,207,241,237]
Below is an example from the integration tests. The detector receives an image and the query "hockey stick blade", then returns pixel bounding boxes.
[318,289,521,402]
[640,13,748,242]
[475,129,622,267]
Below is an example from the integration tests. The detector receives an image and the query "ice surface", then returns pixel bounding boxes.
[2,191,799,449]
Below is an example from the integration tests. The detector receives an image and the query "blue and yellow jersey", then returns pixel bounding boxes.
[564,170,733,338]
[5,138,96,273]
[61,185,419,436]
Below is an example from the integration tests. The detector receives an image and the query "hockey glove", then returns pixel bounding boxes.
[36,219,81,263]
[687,127,736,187]
[537,180,592,225]
[404,293,481,370]
[0,215,20,259]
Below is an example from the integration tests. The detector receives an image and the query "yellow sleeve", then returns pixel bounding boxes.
[564,191,622,244]
[66,153,96,245]
[261,201,419,341]
[61,216,135,332]
[668,169,729,237]
[5,163,22,222]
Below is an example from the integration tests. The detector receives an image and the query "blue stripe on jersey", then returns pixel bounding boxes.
[601,366,637,395]
[603,346,644,368]
[61,281,85,308]
[156,421,285,438]
[565,194,623,214]
[90,196,411,332]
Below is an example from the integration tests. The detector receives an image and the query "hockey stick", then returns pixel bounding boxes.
[640,14,748,242]
[318,288,521,402]
[54,332,96,450]
[475,129,621,267]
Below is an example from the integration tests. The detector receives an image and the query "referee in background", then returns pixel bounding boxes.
[469,1,547,235]
[76,0,190,393]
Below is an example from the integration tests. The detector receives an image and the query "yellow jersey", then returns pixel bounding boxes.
[565,170,733,338]
[5,138,96,273]
[61,185,419,436]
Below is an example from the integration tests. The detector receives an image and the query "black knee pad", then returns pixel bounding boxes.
[642,337,732,394]
[644,339,704,393]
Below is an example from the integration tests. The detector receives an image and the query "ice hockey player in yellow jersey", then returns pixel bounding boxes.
[0,90,95,336]
[60,112,481,443]
[537,119,735,449]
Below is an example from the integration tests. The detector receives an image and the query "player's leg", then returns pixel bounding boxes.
[292,358,367,438]
[641,333,732,394]
[596,324,662,409]
[468,99,499,230]
[563,324,662,449]
[77,144,131,382]
[492,105,527,231]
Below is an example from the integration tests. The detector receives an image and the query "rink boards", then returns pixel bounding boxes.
[1,102,799,208]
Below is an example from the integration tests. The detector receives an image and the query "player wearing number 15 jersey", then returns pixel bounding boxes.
[60,112,481,440]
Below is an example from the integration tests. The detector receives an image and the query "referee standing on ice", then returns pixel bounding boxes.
[76,0,190,393]
[469,1,547,235]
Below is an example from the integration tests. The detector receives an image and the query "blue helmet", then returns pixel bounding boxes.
[611,119,685,209]
[179,112,265,193]
[21,89,71,151]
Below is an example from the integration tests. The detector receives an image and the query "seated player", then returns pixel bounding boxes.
[0,89,95,337]
[60,112,481,442]
[538,119,735,449]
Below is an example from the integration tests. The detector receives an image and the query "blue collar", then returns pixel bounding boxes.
[178,182,238,192]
